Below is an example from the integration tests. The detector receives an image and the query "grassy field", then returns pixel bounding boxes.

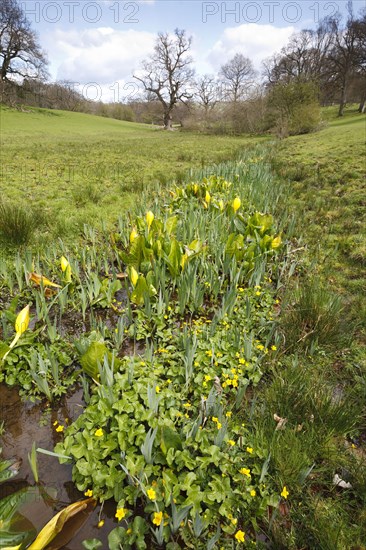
[0,103,365,549]
[0,105,264,245]
[273,106,365,328]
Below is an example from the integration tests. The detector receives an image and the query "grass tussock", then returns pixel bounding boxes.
[0,201,46,246]
[280,278,351,351]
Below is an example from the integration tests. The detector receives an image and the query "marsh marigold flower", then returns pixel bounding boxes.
[147,488,156,500]
[281,486,289,499]
[153,511,163,526]
[95,428,103,437]
[235,530,245,543]
[115,508,128,521]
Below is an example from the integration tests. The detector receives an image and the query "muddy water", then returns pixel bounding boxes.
[0,384,119,549]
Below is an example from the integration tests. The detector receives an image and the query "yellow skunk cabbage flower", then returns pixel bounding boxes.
[15,304,30,337]
[3,304,30,361]
[60,256,69,272]
[146,211,154,230]
[130,227,139,243]
[232,197,241,213]
[192,183,198,195]
[60,256,72,283]
[218,199,224,212]
[130,267,139,287]
[205,191,211,205]
[271,235,282,249]
[180,253,189,270]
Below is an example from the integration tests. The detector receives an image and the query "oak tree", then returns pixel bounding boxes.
[134,29,194,129]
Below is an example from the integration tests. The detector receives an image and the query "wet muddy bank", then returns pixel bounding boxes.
[0,384,120,549]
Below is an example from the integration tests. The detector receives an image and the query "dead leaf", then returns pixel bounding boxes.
[274,413,288,430]
[333,474,352,489]
[29,272,61,289]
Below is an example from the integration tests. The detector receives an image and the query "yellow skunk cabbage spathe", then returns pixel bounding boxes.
[271,235,282,249]
[130,227,139,243]
[60,256,72,283]
[3,304,30,361]
[232,197,241,213]
[130,267,139,287]
[27,498,95,549]
[14,304,30,337]
[146,211,154,230]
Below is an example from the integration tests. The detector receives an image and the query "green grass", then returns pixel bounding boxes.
[272,105,366,327]
[0,105,265,246]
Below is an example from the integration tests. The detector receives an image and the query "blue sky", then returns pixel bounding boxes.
[21,0,363,101]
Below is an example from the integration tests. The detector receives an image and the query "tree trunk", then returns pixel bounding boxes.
[338,79,347,117]
[163,111,172,130]
[358,92,366,113]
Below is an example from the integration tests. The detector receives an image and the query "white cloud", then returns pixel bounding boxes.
[43,27,155,90]
[207,24,296,71]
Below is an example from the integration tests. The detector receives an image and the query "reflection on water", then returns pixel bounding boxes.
[0,384,117,549]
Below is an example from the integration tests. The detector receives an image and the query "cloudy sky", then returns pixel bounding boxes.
[23,0,360,101]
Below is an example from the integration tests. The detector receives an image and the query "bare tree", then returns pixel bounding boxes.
[219,53,256,102]
[0,0,48,83]
[134,29,194,129]
[195,74,219,115]
[327,4,366,116]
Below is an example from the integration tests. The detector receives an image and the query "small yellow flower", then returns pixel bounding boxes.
[115,507,128,521]
[53,420,58,426]
[126,528,132,535]
[97,519,105,528]
[281,486,289,499]
[205,190,211,204]
[204,374,212,382]
[55,425,64,433]
[84,489,93,497]
[226,411,232,418]
[231,517,238,525]
[147,488,157,500]
[95,428,104,437]
[227,440,235,446]
[246,447,253,454]
[235,530,245,543]
[271,345,277,351]
[217,422,222,430]
[183,402,191,408]
[155,386,161,394]
[239,468,251,477]
[250,489,256,497]
[153,511,163,526]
